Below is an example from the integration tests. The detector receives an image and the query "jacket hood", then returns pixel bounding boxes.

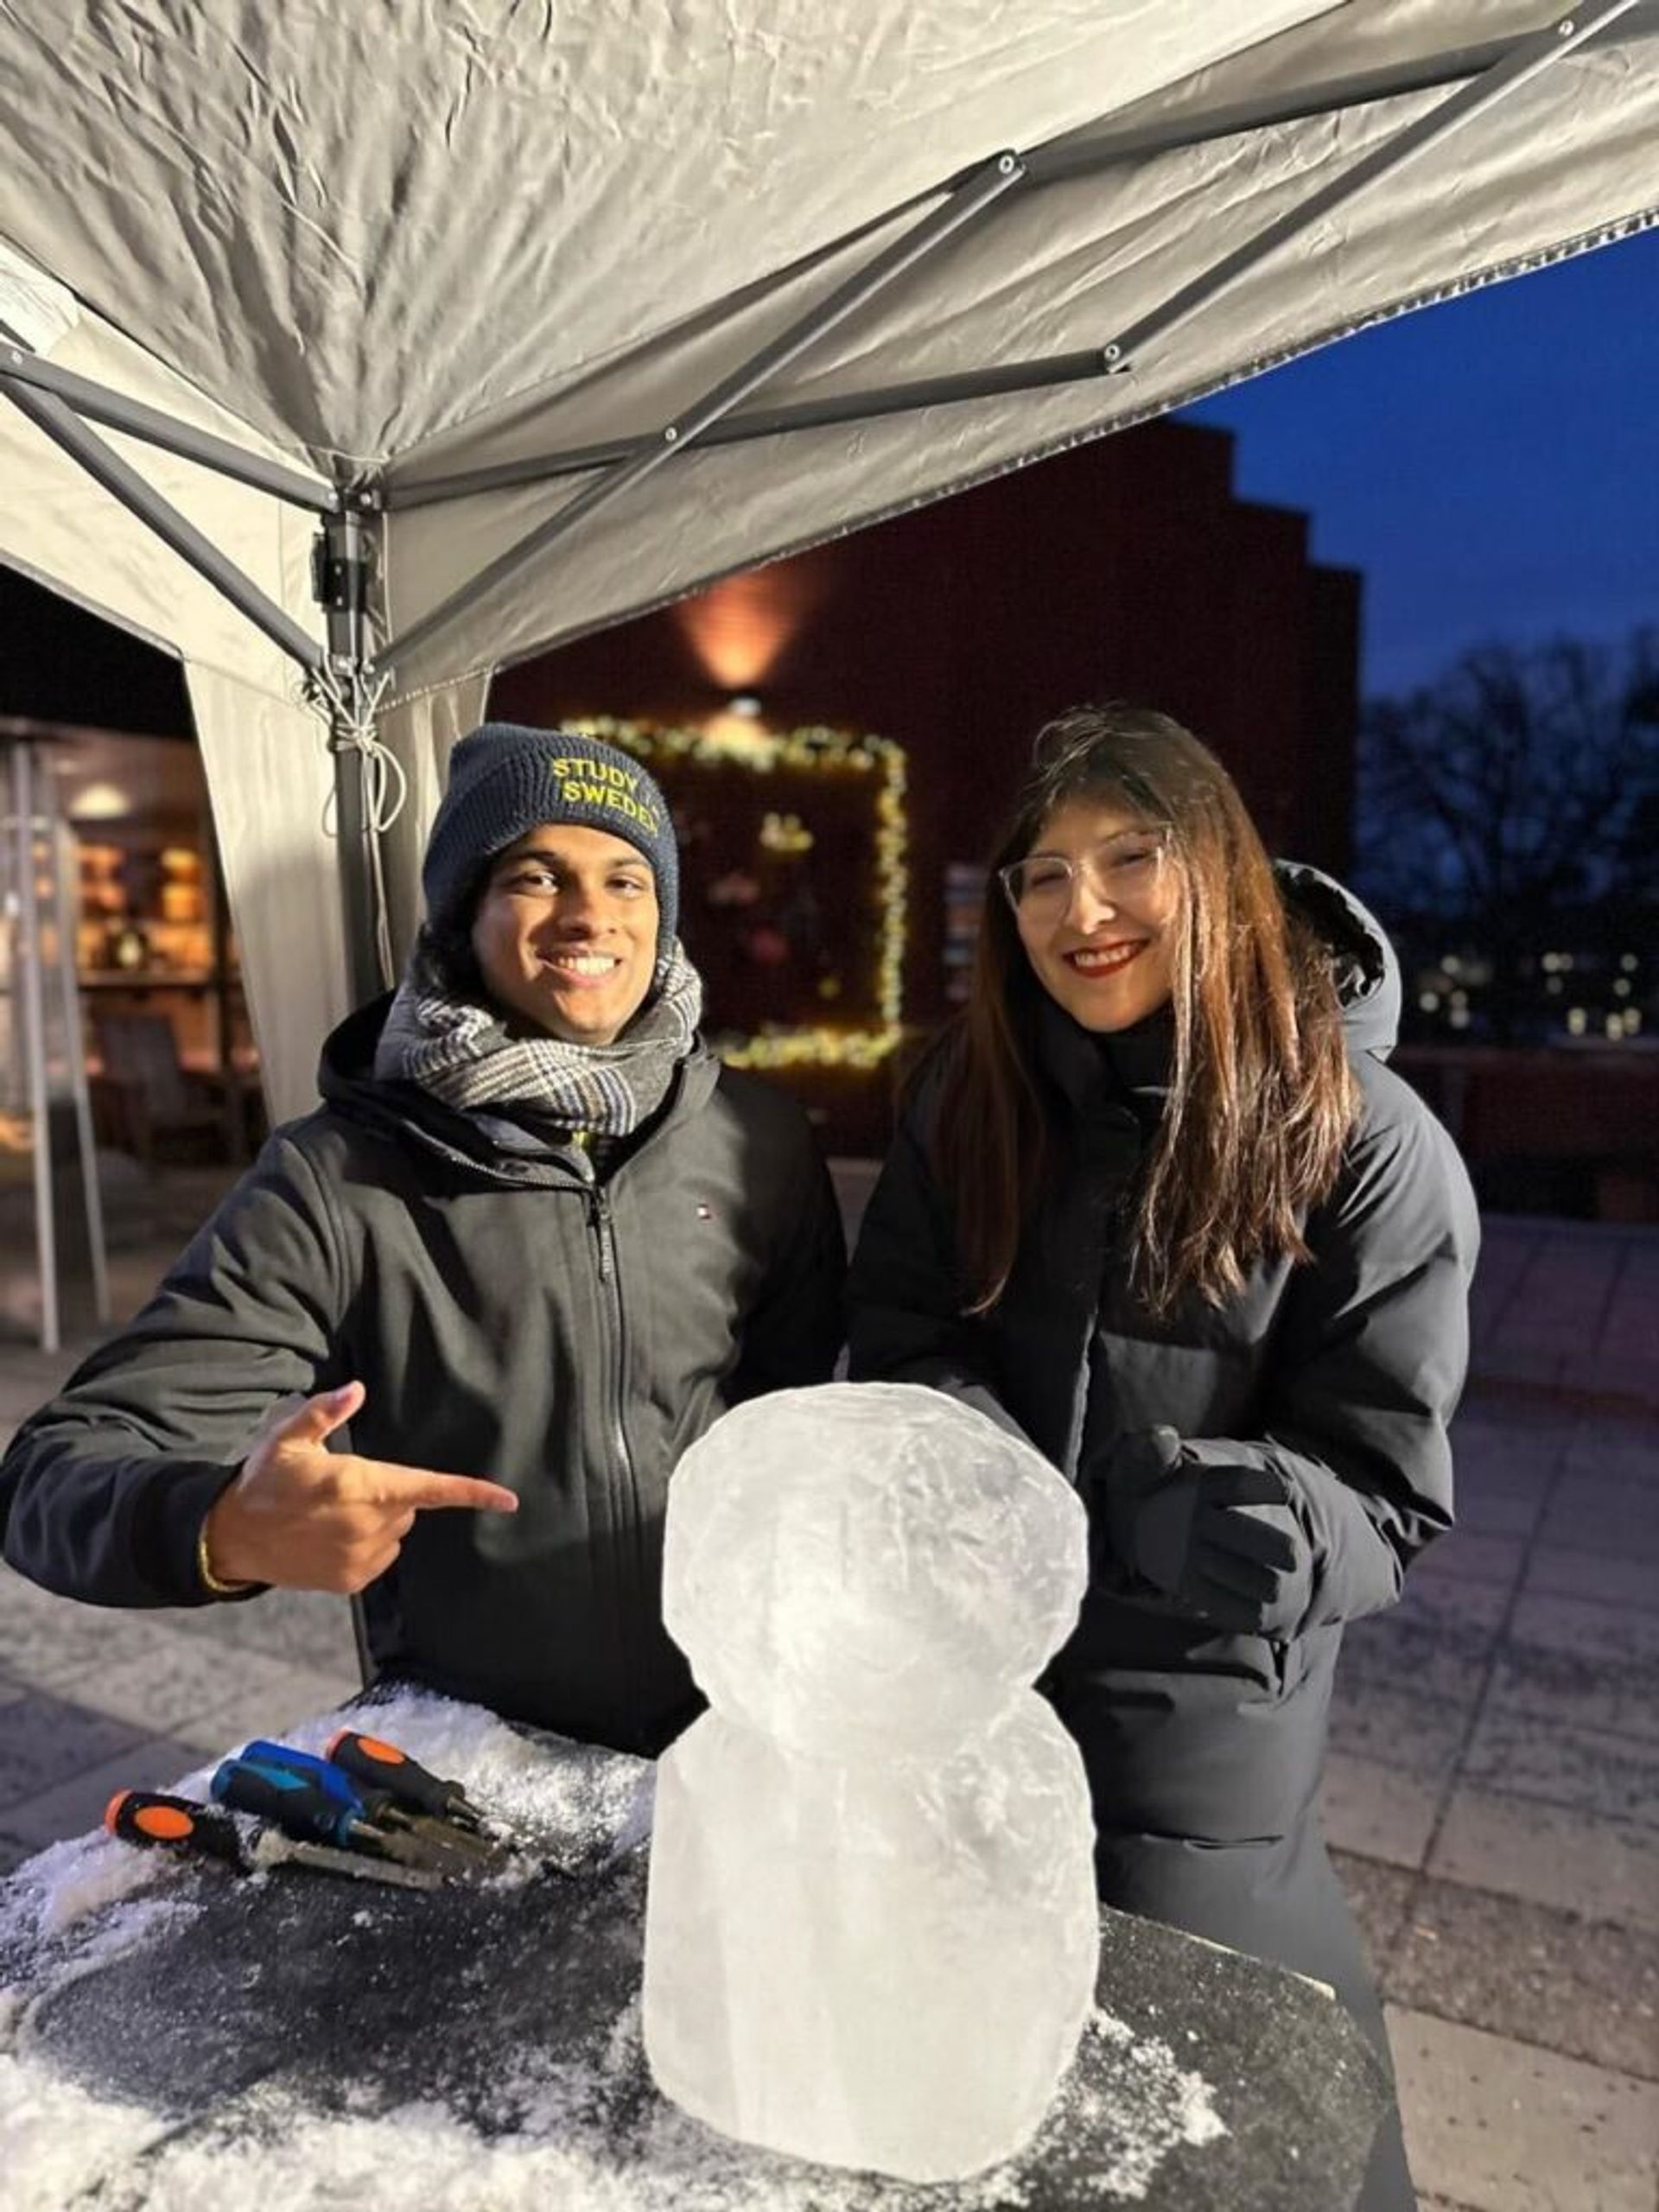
[316,993,493,1170]
[1274,861,1401,1062]
[315,992,718,1174]
[318,993,397,1105]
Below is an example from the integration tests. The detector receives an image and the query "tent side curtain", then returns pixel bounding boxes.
[377,676,494,975]
[184,666,349,1125]
[188,669,493,1120]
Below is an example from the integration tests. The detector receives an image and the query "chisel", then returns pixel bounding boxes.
[326,1728,492,1835]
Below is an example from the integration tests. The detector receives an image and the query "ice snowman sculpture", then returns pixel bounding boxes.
[642,1381,1100,2183]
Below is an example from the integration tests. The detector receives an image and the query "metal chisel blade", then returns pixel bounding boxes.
[247,1829,445,1890]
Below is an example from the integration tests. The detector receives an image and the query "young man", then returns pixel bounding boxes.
[0,724,845,1753]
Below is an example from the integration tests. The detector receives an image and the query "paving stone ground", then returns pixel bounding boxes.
[2,1166,1656,2209]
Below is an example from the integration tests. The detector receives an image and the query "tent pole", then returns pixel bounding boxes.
[0,377,327,672]
[381,149,1026,671]
[313,493,391,1689]
[50,804,109,1326]
[389,352,1110,506]
[9,745,58,1352]
[0,342,334,512]
[1093,0,1643,377]
[313,501,390,1007]
[1021,35,1542,182]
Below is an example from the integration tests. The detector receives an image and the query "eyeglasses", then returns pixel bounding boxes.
[998,825,1171,922]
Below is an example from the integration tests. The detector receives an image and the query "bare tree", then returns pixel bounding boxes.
[1355,629,1659,1041]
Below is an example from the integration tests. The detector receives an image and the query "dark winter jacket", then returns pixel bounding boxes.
[0,998,846,1753]
[848,869,1479,1846]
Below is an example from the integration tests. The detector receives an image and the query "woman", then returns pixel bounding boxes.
[848,705,1478,2210]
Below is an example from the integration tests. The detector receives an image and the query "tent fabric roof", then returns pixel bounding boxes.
[3,1,1656,698]
[2,2,1328,465]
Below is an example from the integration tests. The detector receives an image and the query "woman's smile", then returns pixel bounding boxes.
[1063,938,1149,977]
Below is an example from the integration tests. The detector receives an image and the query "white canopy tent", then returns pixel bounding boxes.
[2,0,1656,1120]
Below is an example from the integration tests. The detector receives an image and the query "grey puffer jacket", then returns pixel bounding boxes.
[0,996,846,1752]
[848,869,1479,1845]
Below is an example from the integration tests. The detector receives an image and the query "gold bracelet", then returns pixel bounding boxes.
[196,1516,255,1598]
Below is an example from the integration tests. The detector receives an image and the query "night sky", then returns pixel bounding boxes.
[1179,223,1659,702]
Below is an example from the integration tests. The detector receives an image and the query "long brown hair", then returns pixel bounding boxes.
[938,705,1360,1319]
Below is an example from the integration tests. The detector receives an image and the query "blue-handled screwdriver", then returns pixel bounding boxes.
[211,1752,393,1854]
[232,1742,503,1872]
[239,1738,391,1822]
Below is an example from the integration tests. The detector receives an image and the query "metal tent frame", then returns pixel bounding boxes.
[0,0,1640,1006]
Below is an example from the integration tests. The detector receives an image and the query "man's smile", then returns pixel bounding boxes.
[539,950,624,978]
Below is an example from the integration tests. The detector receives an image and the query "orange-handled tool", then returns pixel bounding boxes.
[105,1789,246,1866]
[326,1729,487,1833]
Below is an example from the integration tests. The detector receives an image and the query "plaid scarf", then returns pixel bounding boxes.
[375,938,703,1138]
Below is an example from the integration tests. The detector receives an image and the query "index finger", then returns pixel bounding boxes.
[347,1461,519,1514]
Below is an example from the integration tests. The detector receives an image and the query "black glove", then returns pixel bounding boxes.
[1097,1426,1312,1634]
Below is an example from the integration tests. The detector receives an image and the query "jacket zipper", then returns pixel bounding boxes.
[583,1194,637,1522]
[588,1185,635,1497]
[588,1184,646,1728]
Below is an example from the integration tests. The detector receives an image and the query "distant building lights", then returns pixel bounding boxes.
[1567,1007,1587,1036]
[1560,954,1576,972]
[1615,978,1632,997]
[1451,989,1468,1009]
[1448,1007,1471,1030]
[1541,954,1559,973]
[1442,955,1461,976]
[1621,953,1639,972]
[1628,1010,1644,1035]
[1546,977,1563,994]
[1605,1014,1624,1040]
[1418,991,1440,1013]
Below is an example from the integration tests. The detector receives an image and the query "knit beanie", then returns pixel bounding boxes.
[423,723,679,967]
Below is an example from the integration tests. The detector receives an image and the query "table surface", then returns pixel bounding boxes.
[0,1692,1385,2210]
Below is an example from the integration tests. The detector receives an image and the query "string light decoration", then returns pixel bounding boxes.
[567,716,908,1070]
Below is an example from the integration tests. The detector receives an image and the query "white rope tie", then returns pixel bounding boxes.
[308,664,404,990]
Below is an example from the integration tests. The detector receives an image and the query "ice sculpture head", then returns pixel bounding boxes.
[663,1382,1089,1758]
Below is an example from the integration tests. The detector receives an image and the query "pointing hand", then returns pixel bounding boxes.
[201,1380,518,1595]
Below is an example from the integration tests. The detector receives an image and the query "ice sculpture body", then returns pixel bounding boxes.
[642,1382,1100,2182]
